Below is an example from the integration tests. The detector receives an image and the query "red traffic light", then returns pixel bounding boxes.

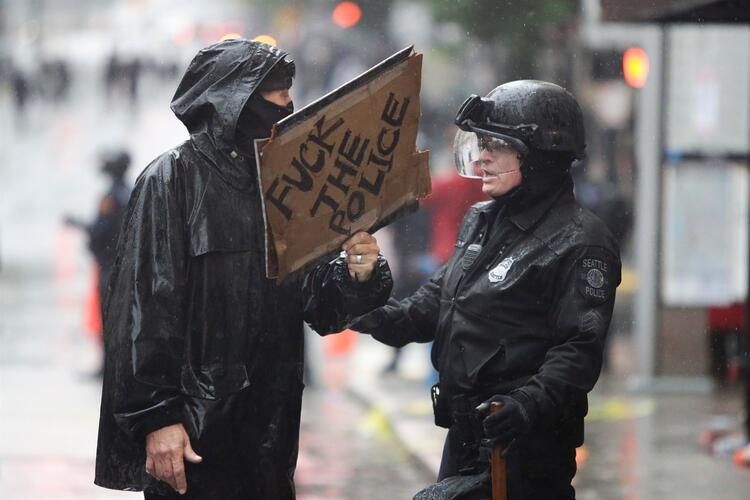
[332,2,362,29]
[623,47,649,89]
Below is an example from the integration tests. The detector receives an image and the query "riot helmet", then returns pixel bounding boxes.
[453,80,585,180]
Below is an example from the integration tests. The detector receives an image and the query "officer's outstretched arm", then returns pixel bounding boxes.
[508,246,621,431]
[350,263,446,347]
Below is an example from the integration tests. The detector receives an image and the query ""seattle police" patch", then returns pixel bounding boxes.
[576,255,615,305]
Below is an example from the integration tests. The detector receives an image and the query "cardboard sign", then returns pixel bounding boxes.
[255,46,430,281]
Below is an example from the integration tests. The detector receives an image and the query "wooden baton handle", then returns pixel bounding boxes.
[489,402,508,500]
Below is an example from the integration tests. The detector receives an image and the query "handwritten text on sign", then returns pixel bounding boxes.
[265,92,409,235]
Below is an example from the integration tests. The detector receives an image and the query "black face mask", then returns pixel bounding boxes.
[235,95,294,147]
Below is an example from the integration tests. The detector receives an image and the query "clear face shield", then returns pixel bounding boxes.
[453,130,521,179]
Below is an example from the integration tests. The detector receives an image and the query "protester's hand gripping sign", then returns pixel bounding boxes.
[255,46,430,281]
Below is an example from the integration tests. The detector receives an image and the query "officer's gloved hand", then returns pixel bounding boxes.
[476,394,531,449]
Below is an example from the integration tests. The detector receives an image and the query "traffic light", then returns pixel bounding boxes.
[332,1,362,29]
[622,47,649,89]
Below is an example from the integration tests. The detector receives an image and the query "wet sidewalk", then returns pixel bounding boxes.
[344,334,750,499]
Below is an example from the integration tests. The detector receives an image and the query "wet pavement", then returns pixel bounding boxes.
[297,387,432,500]
[576,386,750,499]
[346,338,750,500]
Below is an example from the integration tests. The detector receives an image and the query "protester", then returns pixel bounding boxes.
[94,39,391,499]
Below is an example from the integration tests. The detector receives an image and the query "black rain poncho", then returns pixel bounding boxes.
[94,39,392,499]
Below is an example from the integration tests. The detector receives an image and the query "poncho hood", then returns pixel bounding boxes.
[170,39,290,190]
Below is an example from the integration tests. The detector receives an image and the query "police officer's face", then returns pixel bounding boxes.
[478,147,522,197]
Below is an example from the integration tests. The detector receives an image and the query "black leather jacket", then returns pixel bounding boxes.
[353,180,620,438]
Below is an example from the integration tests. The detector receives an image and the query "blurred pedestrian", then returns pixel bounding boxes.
[732,311,750,466]
[94,39,391,499]
[40,59,71,103]
[125,57,142,105]
[65,150,132,376]
[103,52,119,103]
[66,150,133,296]
[706,303,745,386]
[348,81,621,499]
[10,67,30,130]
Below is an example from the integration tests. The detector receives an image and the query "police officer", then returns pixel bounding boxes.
[349,80,621,499]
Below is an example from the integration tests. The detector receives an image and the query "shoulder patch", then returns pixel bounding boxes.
[576,254,616,305]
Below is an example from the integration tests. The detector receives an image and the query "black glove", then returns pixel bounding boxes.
[476,394,531,448]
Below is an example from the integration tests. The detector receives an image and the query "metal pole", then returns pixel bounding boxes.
[631,25,664,388]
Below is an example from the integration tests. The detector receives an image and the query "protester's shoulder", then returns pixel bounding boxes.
[133,141,192,191]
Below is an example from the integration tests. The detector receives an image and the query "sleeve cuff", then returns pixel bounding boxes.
[114,396,185,442]
[335,255,393,312]
[508,388,539,430]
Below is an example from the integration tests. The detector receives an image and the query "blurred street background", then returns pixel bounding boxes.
[2,0,750,498]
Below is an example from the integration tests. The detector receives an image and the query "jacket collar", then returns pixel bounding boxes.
[478,179,575,232]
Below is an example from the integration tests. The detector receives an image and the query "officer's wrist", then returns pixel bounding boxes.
[508,389,537,431]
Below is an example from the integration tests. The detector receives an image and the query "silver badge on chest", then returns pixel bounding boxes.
[488,257,515,283]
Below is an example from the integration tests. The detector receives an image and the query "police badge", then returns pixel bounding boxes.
[488,257,514,283]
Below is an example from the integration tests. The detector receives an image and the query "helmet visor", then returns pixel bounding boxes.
[453,130,519,179]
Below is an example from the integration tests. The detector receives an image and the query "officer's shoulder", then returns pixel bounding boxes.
[457,200,493,228]
[543,202,620,258]
[465,200,493,219]
[572,205,620,257]
[472,200,494,211]
[572,204,612,233]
